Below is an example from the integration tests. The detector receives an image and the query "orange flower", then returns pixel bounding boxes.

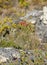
[19,21,28,26]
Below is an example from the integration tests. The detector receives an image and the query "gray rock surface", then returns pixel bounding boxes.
[0,47,20,63]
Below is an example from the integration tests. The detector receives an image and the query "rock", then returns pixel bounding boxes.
[0,48,21,61]
[30,55,35,63]
[12,52,20,59]
[42,30,47,43]
[44,59,47,64]
[43,6,47,24]
[0,55,9,63]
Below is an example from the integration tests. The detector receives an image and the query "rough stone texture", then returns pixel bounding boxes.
[35,18,47,43]
[35,6,47,43]
[0,47,20,63]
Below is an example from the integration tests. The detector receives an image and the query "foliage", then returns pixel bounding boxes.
[0,17,13,33]
[32,0,47,6]
[19,0,29,8]
[0,0,47,65]
[0,0,14,9]
[0,21,39,50]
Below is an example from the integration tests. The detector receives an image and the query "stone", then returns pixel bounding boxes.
[12,52,20,59]
[43,6,47,24]
[0,55,9,63]
[42,30,47,43]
